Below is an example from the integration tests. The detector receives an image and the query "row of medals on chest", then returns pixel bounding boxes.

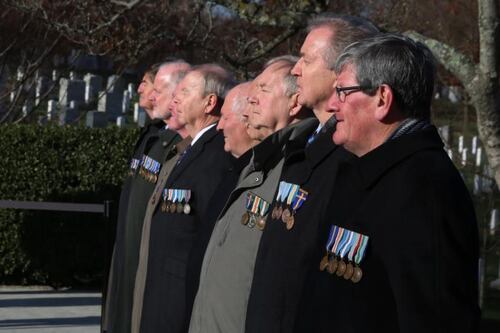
[161,200,191,214]
[240,203,296,231]
[319,254,363,283]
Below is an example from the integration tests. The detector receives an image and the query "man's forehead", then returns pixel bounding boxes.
[336,64,357,83]
[301,27,333,54]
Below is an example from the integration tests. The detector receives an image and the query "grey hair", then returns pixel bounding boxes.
[190,63,237,115]
[307,13,380,69]
[335,33,436,119]
[230,82,251,118]
[264,55,299,97]
[157,59,191,85]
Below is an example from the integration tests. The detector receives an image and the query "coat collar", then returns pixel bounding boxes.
[167,125,220,182]
[355,126,444,189]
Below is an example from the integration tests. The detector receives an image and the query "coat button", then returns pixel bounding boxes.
[255,177,259,182]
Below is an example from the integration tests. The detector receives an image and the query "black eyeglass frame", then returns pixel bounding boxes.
[335,85,373,102]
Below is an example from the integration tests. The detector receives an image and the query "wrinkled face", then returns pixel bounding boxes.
[165,87,185,131]
[175,71,208,127]
[137,74,154,115]
[291,27,337,111]
[247,63,292,141]
[217,87,254,157]
[150,68,177,120]
[329,64,377,156]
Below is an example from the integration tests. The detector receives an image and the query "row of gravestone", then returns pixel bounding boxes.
[438,125,496,196]
[11,67,147,128]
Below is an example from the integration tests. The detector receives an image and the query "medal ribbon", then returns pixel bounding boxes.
[276,182,286,202]
[245,192,254,211]
[130,158,140,170]
[291,188,308,211]
[354,235,369,265]
[259,198,270,216]
[326,225,338,252]
[339,231,354,259]
[178,190,185,203]
[331,228,345,255]
[286,184,299,206]
[162,188,168,202]
[347,233,362,262]
[167,189,174,203]
[280,183,292,204]
[251,196,261,215]
[185,190,191,203]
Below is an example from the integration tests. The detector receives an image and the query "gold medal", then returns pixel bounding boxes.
[241,212,250,225]
[281,208,291,223]
[176,203,184,214]
[351,266,363,283]
[183,203,191,215]
[327,257,338,274]
[336,259,347,277]
[152,174,158,183]
[161,202,166,212]
[271,206,278,220]
[343,262,354,280]
[286,215,295,230]
[169,203,177,214]
[275,206,283,220]
[256,217,266,230]
[319,255,329,271]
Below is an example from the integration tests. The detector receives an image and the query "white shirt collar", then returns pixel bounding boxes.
[191,123,217,146]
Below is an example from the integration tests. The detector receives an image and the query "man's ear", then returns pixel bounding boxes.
[205,94,218,114]
[288,93,302,117]
[374,84,394,121]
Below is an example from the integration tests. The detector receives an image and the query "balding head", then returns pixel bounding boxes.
[217,82,257,157]
[150,60,191,120]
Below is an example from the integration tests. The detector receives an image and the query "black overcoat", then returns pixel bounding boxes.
[296,127,480,333]
[139,125,234,333]
[245,119,353,333]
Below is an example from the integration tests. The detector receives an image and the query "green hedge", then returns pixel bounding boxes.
[0,124,139,287]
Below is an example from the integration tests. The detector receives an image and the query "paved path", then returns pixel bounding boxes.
[0,287,100,333]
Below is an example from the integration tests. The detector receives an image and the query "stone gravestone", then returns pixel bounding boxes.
[106,75,126,94]
[86,111,108,128]
[35,76,50,106]
[437,125,450,147]
[84,73,103,103]
[458,135,464,153]
[473,174,482,196]
[59,100,80,125]
[52,69,59,82]
[122,90,131,114]
[133,102,141,122]
[461,148,467,166]
[128,83,136,99]
[97,91,122,120]
[476,148,482,167]
[59,78,85,107]
[47,100,57,121]
[116,116,126,127]
[471,136,478,155]
[137,110,147,127]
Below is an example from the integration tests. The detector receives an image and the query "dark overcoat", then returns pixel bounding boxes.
[139,125,234,333]
[103,122,179,333]
[295,127,480,333]
[245,119,353,333]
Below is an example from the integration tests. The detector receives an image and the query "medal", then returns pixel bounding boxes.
[319,254,329,271]
[327,257,338,274]
[161,201,167,212]
[271,206,278,220]
[256,217,266,230]
[169,203,177,213]
[343,262,354,280]
[336,259,347,276]
[276,206,283,220]
[248,214,256,228]
[183,203,191,214]
[286,215,295,230]
[351,266,363,283]
[241,212,250,225]
[183,190,192,214]
[176,203,184,214]
[281,208,291,223]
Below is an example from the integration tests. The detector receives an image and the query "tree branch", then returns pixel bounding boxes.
[405,30,477,85]
[478,0,498,79]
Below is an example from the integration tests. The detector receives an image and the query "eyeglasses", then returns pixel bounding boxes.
[335,85,372,103]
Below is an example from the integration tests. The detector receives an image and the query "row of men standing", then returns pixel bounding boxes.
[102,13,480,333]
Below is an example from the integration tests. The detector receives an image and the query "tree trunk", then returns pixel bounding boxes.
[406,0,500,188]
